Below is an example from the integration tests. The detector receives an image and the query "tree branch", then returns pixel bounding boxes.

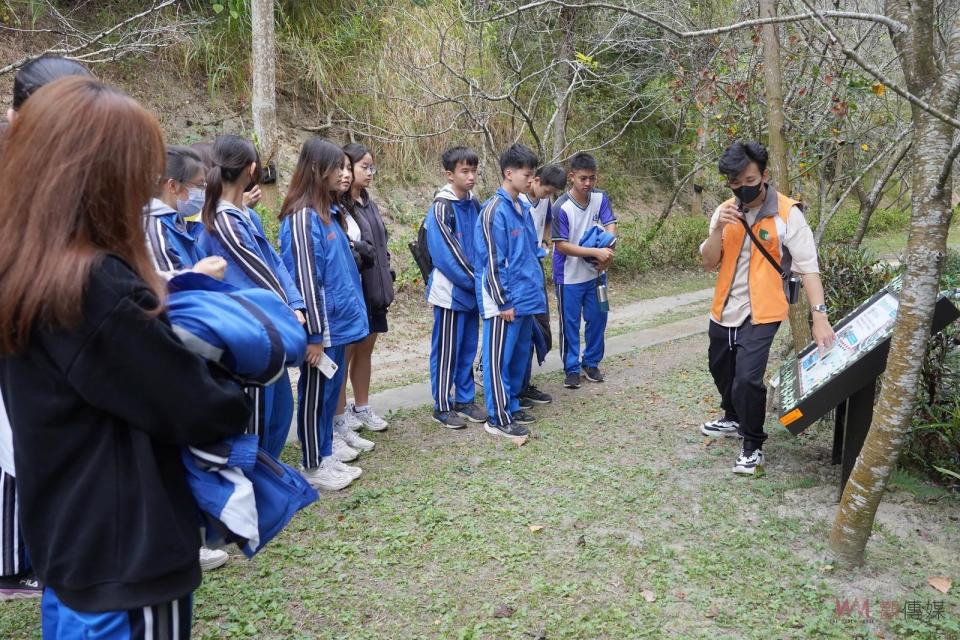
[798,0,960,131]
[462,1,907,38]
[0,0,182,76]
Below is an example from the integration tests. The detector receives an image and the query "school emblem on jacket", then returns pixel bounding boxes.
[511,228,521,237]
[759,229,770,241]
[327,231,337,241]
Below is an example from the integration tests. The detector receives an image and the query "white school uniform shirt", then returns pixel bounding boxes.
[344,212,362,243]
[519,193,551,246]
[551,189,616,286]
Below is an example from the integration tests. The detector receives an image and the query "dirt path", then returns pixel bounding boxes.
[287,286,715,434]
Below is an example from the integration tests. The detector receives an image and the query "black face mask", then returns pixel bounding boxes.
[732,182,764,205]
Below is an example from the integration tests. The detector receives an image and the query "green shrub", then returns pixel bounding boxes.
[610,214,708,275]
[819,244,900,318]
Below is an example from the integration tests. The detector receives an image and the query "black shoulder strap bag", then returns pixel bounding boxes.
[738,214,802,304]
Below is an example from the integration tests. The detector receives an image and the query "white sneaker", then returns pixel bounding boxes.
[351,404,389,431]
[332,432,359,462]
[335,421,375,452]
[301,458,353,491]
[199,546,228,571]
[341,408,364,432]
[329,457,363,480]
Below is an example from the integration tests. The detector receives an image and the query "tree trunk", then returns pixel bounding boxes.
[829,0,959,567]
[251,0,279,211]
[760,0,810,352]
[691,109,708,216]
[552,6,576,160]
[760,0,789,193]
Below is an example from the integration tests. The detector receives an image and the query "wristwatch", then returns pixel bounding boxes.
[811,304,828,314]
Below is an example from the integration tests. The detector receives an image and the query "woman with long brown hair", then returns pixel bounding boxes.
[0,76,251,637]
[279,137,370,492]
[0,55,92,603]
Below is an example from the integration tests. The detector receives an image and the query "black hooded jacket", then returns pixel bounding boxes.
[351,189,395,314]
[0,255,251,612]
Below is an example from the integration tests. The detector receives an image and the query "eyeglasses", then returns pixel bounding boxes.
[185,181,207,190]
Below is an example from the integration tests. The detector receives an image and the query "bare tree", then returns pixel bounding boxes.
[0,0,202,76]
[810,0,960,567]
[850,139,912,248]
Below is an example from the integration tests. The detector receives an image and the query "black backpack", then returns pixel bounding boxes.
[408,196,479,285]
[408,217,433,283]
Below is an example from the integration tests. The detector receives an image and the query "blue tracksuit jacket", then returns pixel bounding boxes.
[425,185,481,312]
[143,199,206,274]
[474,187,547,319]
[197,201,305,312]
[279,205,369,347]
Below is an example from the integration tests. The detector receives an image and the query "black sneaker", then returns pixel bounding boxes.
[700,417,741,438]
[0,573,42,600]
[520,385,552,405]
[454,402,487,424]
[511,410,537,425]
[484,421,530,438]
[583,366,604,383]
[563,372,581,389]
[433,410,466,429]
[518,396,534,410]
[732,446,765,475]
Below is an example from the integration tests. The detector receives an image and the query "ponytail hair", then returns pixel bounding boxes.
[202,134,260,230]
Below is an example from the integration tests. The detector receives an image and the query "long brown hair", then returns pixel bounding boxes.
[0,76,165,354]
[279,137,345,226]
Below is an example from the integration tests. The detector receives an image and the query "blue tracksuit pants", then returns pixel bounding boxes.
[430,307,479,412]
[556,280,608,375]
[297,344,346,469]
[482,315,533,426]
[248,371,294,459]
[42,588,192,639]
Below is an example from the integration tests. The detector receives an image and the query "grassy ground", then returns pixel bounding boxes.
[861,222,960,259]
[3,336,956,639]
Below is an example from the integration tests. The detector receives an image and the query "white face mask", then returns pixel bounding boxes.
[177,187,205,217]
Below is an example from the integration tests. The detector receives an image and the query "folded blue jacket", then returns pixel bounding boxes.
[579,226,617,269]
[181,434,317,558]
[167,272,306,386]
[165,274,315,558]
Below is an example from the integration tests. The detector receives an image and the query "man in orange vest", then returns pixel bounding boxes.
[699,141,835,475]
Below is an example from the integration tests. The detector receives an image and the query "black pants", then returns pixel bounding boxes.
[707,318,780,451]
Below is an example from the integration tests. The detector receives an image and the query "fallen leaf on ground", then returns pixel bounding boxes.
[702,438,715,448]
[511,435,529,447]
[928,576,952,594]
[493,604,515,618]
[576,534,586,547]
[529,525,545,533]
[641,589,656,603]
[705,605,720,618]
